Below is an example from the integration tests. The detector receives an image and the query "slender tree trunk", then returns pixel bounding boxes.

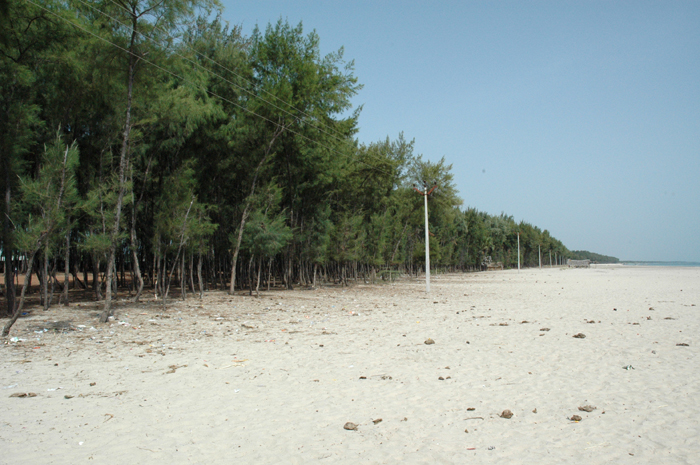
[47,258,58,309]
[162,199,194,308]
[180,252,186,301]
[3,253,16,319]
[92,253,102,301]
[71,259,85,289]
[2,249,40,336]
[248,255,254,296]
[3,166,15,318]
[267,258,272,291]
[100,14,138,323]
[197,251,203,299]
[42,250,49,310]
[229,123,287,294]
[188,253,195,294]
[155,244,162,299]
[63,232,70,305]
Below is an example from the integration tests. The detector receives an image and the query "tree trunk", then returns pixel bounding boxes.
[2,249,40,336]
[47,258,58,309]
[42,250,49,310]
[197,251,203,299]
[71,259,85,289]
[188,252,195,294]
[248,255,254,296]
[2,166,15,318]
[63,231,70,305]
[229,123,287,294]
[100,13,138,323]
[92,253,102,301]
[180,252,186,301]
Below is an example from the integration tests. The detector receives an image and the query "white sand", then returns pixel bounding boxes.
[1,265,699,464]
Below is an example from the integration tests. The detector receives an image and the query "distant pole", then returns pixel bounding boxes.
[539,245,541,269]
[549,250,552,267]
[517,232,520,271]
[413,182,437,294]
[424,186,430,292]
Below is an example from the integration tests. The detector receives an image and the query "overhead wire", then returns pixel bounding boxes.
[96,0,356,149]
[24,0,392,175]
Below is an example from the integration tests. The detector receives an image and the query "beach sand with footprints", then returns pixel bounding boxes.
[1,265,698,463]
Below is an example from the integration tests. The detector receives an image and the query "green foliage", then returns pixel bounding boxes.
[1,1,584,313]
[14,131,79,254]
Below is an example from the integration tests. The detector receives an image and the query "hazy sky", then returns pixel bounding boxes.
[219,1,700,262]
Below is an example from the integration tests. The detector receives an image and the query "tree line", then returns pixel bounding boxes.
[1,0,576,332]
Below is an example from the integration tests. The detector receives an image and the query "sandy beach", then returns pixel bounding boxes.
[1,265,698,464]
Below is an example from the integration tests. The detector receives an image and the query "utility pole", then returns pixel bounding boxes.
[413,181,437,293]
[517,232,520,271]
[539,244,541,269]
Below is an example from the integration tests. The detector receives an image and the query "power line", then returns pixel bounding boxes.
[95,0,354,148]
[23,0,392,175]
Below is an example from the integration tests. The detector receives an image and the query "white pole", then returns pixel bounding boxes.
[424,186,430,293]
[517,232,520,271]
[539,245,541,269]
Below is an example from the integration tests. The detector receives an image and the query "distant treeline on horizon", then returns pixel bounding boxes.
[570,251,620,264]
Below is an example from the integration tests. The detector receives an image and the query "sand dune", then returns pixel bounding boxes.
[1,265,698,463]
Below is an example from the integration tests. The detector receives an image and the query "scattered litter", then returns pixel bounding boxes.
[573,333,586,338]
[47,387,63,391]
[623,365,635,370]
[372,418,382,424]
[488,446,495,450]
[165,364,187,374]
[424,338,435,345]
[3,384,18,390]
[343,422,358,431]
[676,343,689,347]
[579,405,596,412]
[10,392,37,398]
[570,415,582,422]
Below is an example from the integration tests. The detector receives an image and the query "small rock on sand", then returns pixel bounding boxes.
[578,405,596,412]
[570,415,582,422]
[573,333,586,338]
[500,409,513,419]
[424,338,435,345]
[344,422,358,431]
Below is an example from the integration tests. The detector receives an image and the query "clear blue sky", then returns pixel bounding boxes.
[219,1,700,262]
